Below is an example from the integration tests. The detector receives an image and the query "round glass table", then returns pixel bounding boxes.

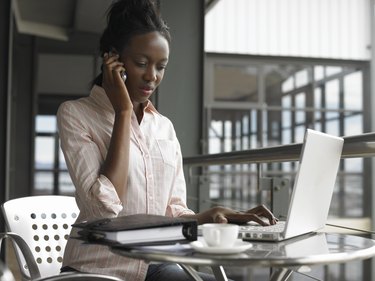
[111,233,375,281]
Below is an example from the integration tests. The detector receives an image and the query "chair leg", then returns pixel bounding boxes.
[269,268,293,281]
[211,266,229,281]
[177,264,204,281]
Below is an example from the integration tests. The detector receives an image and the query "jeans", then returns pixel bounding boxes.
[145,263,218,281]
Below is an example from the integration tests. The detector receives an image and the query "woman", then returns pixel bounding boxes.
[57,0,277,280]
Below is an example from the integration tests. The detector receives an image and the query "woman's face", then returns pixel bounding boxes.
[120,31,169,104]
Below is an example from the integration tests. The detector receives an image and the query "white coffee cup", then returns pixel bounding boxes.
[201,223,239,247]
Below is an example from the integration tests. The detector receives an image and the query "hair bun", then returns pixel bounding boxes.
[108,0,157,22]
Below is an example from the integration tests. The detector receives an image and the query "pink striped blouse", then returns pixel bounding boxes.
[57,85,195,280]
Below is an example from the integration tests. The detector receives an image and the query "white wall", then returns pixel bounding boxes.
[205,0,371,60]
[37,54,94,95]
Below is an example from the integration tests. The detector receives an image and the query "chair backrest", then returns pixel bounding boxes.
[1,196,79,279]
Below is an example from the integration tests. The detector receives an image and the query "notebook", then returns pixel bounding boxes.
[241,129,344,242]
[73,214,197,246]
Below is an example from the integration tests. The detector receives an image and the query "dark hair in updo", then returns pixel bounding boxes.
[93,0,171,86]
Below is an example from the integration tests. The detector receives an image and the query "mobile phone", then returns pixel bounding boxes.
[121,71,127,82]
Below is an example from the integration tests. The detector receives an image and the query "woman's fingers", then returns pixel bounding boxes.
[224,205,278,225]
[225,213,270,226]
[104,52,120,64]
[201,205,278,226]
[103,53,125,83]
[246,205,278,225]
[213,213,228,224]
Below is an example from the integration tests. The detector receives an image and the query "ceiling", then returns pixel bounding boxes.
[13,0,220,41]
[14,0,115,41]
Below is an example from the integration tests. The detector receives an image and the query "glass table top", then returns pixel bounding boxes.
[111,232,375,268]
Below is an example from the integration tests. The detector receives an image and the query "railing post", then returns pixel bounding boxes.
[271,178,290,219]
[259,177,290,219]
[198,175,211,212]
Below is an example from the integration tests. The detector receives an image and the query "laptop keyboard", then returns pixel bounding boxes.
[240,221,286,233]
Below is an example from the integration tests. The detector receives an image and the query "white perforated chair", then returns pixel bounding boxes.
[1,196,124,281]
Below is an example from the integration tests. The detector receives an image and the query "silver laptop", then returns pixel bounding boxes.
[240,129,344,242]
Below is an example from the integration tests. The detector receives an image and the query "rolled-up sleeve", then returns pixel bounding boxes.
[57,101,122,218]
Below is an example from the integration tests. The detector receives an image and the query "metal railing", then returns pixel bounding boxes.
[184,132,375,167]
[183,132,375,217]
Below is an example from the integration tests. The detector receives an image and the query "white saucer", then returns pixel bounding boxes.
[190,239,252,254]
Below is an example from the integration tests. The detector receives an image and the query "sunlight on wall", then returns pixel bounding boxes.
[205,0,371,60]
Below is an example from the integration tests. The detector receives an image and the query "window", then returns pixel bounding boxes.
[34,115,74,195]
[204,54,367,219]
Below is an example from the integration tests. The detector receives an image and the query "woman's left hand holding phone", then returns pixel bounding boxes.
[102,52,133,114]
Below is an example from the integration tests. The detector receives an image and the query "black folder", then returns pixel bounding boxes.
[73,214,198,246]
